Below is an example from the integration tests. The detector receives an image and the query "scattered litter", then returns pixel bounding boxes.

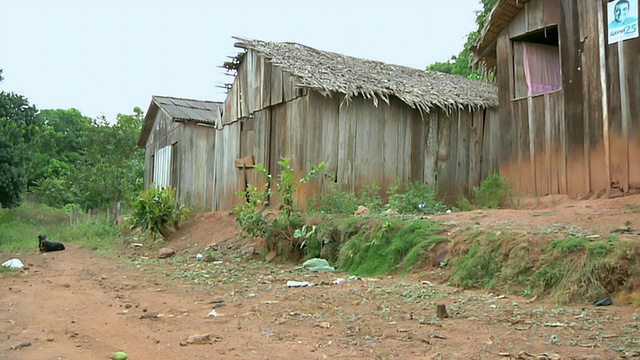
[207,309,224,317]
[544,323,567,327]
[10,341,31,351]
[593,297,612,306]
[333,278,345,285]
[1,259,24,269]
[196,253,204,260]
[139,312,160,319]
[260,329,275,336]
[314,322,331,329]
[301,258,335,272]
[185,333,221,344]
[111,351,128,360]
[287,281,312,287]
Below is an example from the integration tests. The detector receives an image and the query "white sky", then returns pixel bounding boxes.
[1,0,482,122]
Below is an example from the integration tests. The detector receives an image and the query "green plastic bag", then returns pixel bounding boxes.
[302,258,335,272]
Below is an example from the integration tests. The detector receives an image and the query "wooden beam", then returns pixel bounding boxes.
[618,41,630,192]
[596,0,611,189]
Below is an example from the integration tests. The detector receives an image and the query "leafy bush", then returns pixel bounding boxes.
[307,183,383,215]
[307,186,359,215]
[387,180,447,214]
[128,186,190,241]
[474,173,512,209]
[235,158,326,245]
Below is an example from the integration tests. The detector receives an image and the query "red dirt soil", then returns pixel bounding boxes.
[2,194,640,359]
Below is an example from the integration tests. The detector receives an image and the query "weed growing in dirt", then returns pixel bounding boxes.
[128,185,191,242]
[626,204,640,213]
[234,158,327,260]
[56,219,120,252]
[307,183,384,215]
[473,172,512,209]
[449,234,504,289]
[0,266,21,278]
[448,230,640,304]
[336,219,446,276]
[387,180,448,214]
[234,163,272,239]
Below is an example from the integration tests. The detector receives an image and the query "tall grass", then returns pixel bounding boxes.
[336,219,447,276]
[0,202,121,253]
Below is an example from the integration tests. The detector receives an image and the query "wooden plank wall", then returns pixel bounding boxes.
[213,122,241,211]
[215,49,500,210]
[491,0,640,198]
[224,50,302,126]
[601,0,640,192]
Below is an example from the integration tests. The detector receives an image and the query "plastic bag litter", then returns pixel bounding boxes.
[301,258,335,272]
[1,259,24,269]
[286,281,312,287]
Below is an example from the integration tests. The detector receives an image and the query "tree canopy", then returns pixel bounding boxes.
[29,108,145,210]
[426,0,497,79]
[0,91,39,208]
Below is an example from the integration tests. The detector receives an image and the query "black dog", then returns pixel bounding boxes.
[38,235,65,252]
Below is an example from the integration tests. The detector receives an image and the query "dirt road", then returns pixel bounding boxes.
[2,197,640,359]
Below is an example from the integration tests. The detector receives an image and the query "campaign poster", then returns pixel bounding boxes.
[608,0,639,44]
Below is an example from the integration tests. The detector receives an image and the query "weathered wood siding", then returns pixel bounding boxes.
[217,48,498,209]
[492,0,640,198]
[142,109,217,211]
[213,48,499,210]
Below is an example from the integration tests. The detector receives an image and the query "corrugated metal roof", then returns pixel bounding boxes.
[153,95,223,125]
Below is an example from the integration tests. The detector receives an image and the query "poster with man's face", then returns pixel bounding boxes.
[608,0,639,44]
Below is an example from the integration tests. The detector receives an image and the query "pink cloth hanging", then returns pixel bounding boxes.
[522,42,562,96]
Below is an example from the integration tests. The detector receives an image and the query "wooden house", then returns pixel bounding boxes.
[473,0,640,198]
[137,96,224,210]
[212,37,499,210]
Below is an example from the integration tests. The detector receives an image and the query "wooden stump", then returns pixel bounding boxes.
[436,304,449,319]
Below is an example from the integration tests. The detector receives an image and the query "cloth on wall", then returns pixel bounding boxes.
[522,42,562,96]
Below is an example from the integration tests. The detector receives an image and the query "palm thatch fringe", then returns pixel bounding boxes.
[232,37,498,114]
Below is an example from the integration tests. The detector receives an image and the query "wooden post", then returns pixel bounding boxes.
[436,304,449,319]
[618,41,630,192]
[596,0,611,189]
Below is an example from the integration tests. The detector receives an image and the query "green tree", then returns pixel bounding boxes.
[74,108,145,210]
[30,108,145,211]
[426,0,498,79]
[28,108,92,187]
[0,91,38,208]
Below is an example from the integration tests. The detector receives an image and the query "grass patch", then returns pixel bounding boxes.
[336,219,446,276]
[447,232,640,304]
[56,219,121,253]
[0,266,22,279]
[0,202,123,254]
[0,202,68,252]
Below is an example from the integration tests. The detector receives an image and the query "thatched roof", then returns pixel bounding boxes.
[232,37,497,113]
[472,0,531,68]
